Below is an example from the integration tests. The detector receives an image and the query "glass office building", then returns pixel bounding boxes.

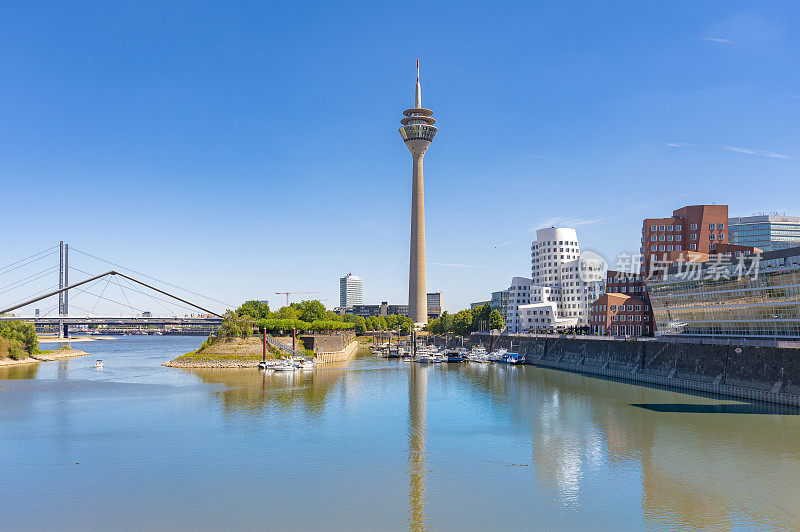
[648,247,800,338]
[729,215,800,252]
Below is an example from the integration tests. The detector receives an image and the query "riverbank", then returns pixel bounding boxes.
[0,347,90,366]
[164,336,286,368]
[37,335,116,343]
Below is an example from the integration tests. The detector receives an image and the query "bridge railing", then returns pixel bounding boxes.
[265,334,307,358]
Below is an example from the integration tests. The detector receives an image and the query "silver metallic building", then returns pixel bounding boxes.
[648,247,800,338]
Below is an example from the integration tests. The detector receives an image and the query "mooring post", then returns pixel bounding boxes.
[262,328,267,364]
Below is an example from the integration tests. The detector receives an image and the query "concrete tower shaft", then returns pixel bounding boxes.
[399,60,436,325]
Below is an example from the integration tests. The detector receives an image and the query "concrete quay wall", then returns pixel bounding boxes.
[469,334,800,407]
[302,333,358,364]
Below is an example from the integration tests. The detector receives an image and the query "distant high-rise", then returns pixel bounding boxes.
[399,59,437,325]
[339,273,363,308]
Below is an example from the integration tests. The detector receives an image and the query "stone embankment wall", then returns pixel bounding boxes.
[469,334,800,407]
[302,333,358,364]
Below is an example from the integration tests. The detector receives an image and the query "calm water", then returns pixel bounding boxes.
[1,337,799,531]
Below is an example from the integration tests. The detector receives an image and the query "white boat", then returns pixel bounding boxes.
[299,360,315,370]
[94,360,104,369]
[272,359,296,371]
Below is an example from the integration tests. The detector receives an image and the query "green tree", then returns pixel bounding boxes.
[235,300,270,320]
[274,306,300,320]
[489,309,503,330]
[296,300,326,323]
[0,321,38,355]
[452,310,473,336]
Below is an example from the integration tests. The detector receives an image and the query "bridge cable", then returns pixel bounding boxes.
[117,275,180,316]
[0,266,60,296]
[116,274,199,315]
[71,267,198,316]
[70,247,233,308]
[90,276,112,315]
[3,284,61,310]
[0,245,57,273]
[62,276,120,315]
[109,275,139,317]
[0,250,58,277]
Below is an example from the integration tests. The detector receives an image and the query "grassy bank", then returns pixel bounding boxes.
[164,336,301,368]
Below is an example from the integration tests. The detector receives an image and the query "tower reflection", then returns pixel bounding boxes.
[408,362,428,531]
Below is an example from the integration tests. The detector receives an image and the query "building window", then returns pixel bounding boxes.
[690,244,697,250]
[659,225,666,231]
[718,234,724,240]
[710,223,716,230]
[676,245,682,251]
[690,223,698,230]
[650,245,656,251]
[659,235,665,241]
[667,245,673,251]
[676,235,682,241]
[667,225,673,231]
[667,235,673,242]
[710,243,716,250]
[691,234,697,240]
[650,225,657,231]
[659,245,665,251]
[651,235,657,241]
[710,234,716,240]
[719,223,725,230]
[676,225,682,231]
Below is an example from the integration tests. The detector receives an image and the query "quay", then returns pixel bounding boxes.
[463,333,800,407]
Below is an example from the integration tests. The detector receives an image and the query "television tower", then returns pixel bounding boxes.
[399,59,437,325]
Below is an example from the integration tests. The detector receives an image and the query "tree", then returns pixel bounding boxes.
[0,321,38,355]
[489,309,503,330]
[235,300,270,321]
[452,310,473,336]
[274,306,300,320]
[296,300,326,323]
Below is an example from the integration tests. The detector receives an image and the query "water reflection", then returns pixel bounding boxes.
[183,362,351,416]
[0,362,40,380]
[457,364,800,530]
[408,363,428,531]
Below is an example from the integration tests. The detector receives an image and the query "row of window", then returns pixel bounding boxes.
[649,224,684,232]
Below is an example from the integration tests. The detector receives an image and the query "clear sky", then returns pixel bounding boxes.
[2,1,799,315]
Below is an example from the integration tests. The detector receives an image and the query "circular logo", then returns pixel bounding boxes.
[578,249,609,283]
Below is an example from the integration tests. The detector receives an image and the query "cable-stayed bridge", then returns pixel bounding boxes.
[0,242,226,337]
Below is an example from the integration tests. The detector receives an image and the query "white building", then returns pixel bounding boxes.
[506,227,605,334]
[339,273,363,308]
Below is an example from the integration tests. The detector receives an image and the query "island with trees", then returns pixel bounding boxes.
[0,320,89,366]
[166,299,413,367]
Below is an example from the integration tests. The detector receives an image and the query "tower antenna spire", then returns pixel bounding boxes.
[415,58,421,108]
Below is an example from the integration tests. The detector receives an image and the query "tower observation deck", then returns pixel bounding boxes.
[399,60,437,325]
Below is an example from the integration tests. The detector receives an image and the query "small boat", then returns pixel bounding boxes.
[299,360,315,370]
[95,360,104,369]
[258,361,268,370]
[272,359,296,371]
[505,353,525,364]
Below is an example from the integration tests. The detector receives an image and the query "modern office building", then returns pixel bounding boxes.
[506,227,605,333]
[399,60,437,325]
[470,300,489,310]
[349,302,408,318]
[490,290,509,318]
[427,292,443,320]
[589,293,650,336]
[648,246,800,338]
[640,205,757,276]
[729,215,800,252]
[339,273,363,308]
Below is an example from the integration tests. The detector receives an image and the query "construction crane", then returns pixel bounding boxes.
[274,291,320,307]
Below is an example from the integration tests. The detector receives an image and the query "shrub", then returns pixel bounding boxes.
[8,344,26,360]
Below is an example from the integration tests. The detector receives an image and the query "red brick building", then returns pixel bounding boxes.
[641,205,758,275]
[589,293,650,336]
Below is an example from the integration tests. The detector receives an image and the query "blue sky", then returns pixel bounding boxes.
[2,1,799,315]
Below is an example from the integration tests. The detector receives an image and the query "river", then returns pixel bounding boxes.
[1,336,798,531]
